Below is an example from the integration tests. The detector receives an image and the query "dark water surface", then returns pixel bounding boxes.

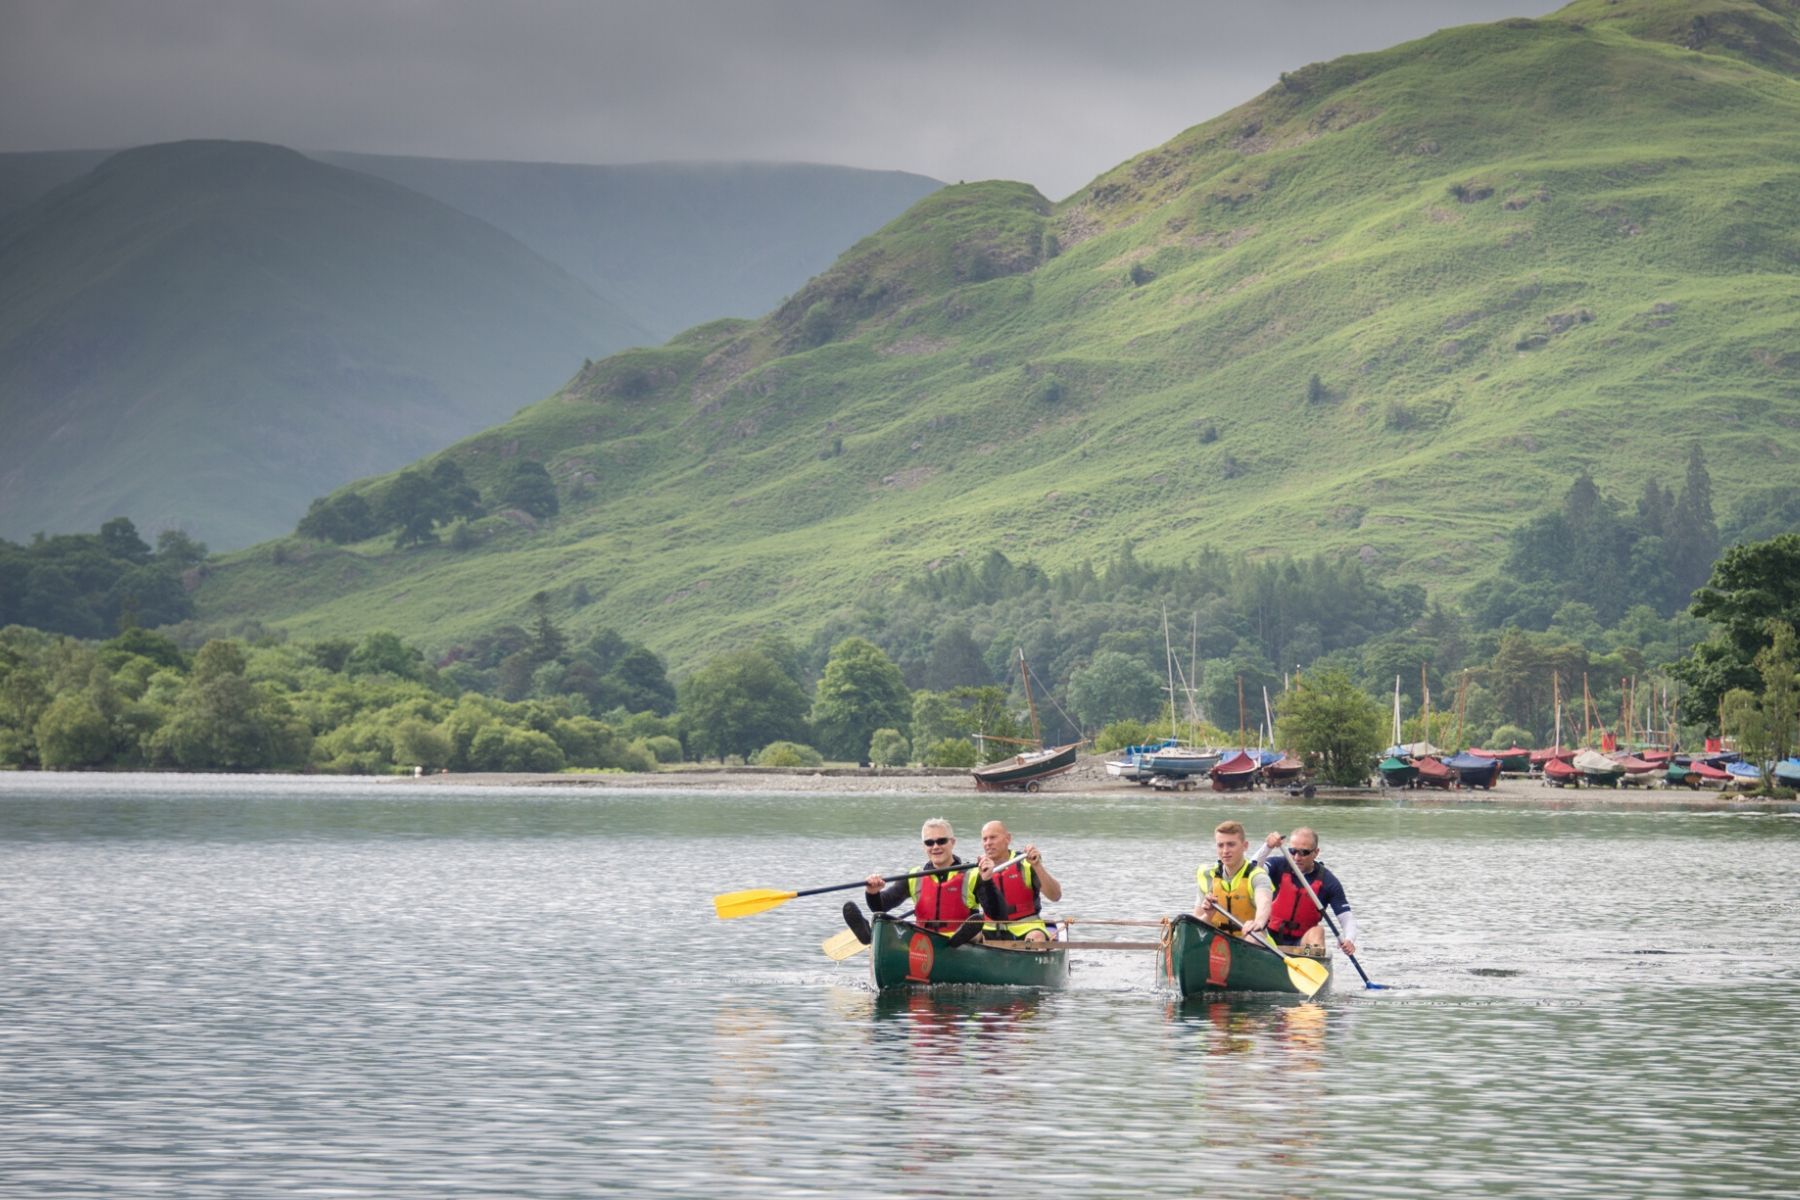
[3,774,1795,1197]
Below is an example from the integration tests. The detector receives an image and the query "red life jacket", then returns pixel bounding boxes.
[1268,867,1326,940]
[908,864,975,927]
[990,859,1039,922]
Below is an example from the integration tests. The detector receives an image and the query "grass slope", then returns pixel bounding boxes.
[196,1,1800,665]
[0,141,650,548]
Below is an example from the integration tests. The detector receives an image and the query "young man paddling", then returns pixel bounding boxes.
[1195,820,1272,938]
[842,817,979,944]
[974,819,1061,942]
[1256,827,1357,957]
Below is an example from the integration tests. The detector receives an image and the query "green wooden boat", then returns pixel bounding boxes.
[1378,755,1417,787]
[869,915,1070,991]
[1159,914,1332,997]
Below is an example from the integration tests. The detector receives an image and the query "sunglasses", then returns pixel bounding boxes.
[923,837,952,847]
[1289,847,1317,856]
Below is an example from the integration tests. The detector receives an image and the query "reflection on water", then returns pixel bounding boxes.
[3,776,1798,1197]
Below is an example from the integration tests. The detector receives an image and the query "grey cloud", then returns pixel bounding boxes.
[0,0,1567,198]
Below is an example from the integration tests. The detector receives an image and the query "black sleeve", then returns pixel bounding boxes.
[1322,870,1350,915]
[975,875,1005,919]
[867,879,910,913]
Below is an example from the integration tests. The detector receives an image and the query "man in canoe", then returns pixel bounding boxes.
[842,817,979,944]
[1256,828,1357,958]
[1194,820,1272,938]
[974,819,1062,942]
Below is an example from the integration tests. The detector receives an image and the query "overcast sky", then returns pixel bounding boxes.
[2,0,1566,199]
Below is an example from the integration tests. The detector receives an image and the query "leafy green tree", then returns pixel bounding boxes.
[429,459,484,520]
[910,690,968,750]
[1753,619,1797,777]
[953,684,1027,764]
[527,591,567,663]
[923,737,978,767]
[680,649,810,761]
[155,529,210,568]
[923,623,991,691]
[98,518,152,563]
[297,493,380,544]
[346,632,424,680]
[33,693,113,768]
[1095,718,1158,753]
[1674,534,1800,729]
[101,628,186,672]
[1275,668,1385,786]
[151,640,312,770]
[868,728,910,766]
[392,718,452,771]
[382,471,444,548]
[1067,650,1163,731]
[810,637,910,761]
[499,461,560,519]
[754,740,824,767]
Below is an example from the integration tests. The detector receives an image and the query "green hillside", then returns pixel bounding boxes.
[195,0,1800,666]
[0,140,651,549]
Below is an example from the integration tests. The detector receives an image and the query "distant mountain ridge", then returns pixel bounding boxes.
[311,154,944,341]
[189,0,1800,663]
[0,140,648,547]
[0,143,942,547]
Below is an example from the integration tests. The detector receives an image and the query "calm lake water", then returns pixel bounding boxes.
[2,774,1796,1198]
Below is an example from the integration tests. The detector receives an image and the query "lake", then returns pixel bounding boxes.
[2,773,1795,1197]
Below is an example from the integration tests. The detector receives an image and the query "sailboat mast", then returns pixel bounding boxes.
[1017,648,1041,748]
[1161,606,1178,742]
[1236,675,1246,749]
[1393,675,1403,747]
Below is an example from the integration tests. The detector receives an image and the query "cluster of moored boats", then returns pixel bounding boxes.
[1101,740,1307,791]
[1378,742,1800,791]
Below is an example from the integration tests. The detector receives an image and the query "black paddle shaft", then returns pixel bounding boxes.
[793,853,1023,900]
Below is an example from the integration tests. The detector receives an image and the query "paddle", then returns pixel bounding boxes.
[1274,840,1386,990]
[820,928,867,960]
[1210,907,1330,998]
[716,854,1021,921]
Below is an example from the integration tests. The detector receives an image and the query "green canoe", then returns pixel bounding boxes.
[869,915,1071,991]
[1159,914,1332,997]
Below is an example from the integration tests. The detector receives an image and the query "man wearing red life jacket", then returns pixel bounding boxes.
[1256,827,1358,957]
[841,818,979,944]
[974,819,1061,942]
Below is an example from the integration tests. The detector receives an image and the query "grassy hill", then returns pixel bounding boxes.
[194,0,1800,666]
[0,140,650,549]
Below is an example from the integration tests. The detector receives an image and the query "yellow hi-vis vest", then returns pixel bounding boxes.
[1197,858,1270,934]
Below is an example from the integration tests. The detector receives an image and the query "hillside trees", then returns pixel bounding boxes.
[498,461,559,519]
[1067,650,1163,731]
[0,519,196,637]
[680,648,810,761]
[810,637,910,761]
[1673,534,1800,730]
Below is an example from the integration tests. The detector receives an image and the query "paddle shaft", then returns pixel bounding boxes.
[1275,841,1382,990]
[798,852,1023,900]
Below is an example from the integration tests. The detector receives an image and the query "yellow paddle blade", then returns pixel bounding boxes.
[712,887,798,920]
[1283,955,1330,998]
[820,929,868,960]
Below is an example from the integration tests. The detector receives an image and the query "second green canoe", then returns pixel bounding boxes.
[1160,914,1332,996]
[869,915,1071,991]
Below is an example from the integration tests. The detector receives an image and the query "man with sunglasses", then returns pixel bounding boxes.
[841,817,979,944]
[1256,827,1357,957]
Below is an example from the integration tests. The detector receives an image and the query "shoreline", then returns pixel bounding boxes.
[394,755,1800,813]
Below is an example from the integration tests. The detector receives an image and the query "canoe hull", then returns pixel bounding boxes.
[1159,914,1331,997]
[869,916,1070,991]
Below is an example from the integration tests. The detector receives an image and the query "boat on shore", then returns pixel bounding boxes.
[1412,755,1455,789]
[1574,748,1625,787]
[1775,758,1800,788]
[869,915,1070,991]
[1378,755,1419,788]
[1262,753,1306,784]
[1141,744,1223,781]
[1159,914,1331,996]
[1545,757,1580,787]
[1444,751,1502,790]
[972,742,1080,792]
[1209,750,1261,791]
[1471,746,1532,774]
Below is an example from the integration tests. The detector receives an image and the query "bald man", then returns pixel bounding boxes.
[974,820,1061,942]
